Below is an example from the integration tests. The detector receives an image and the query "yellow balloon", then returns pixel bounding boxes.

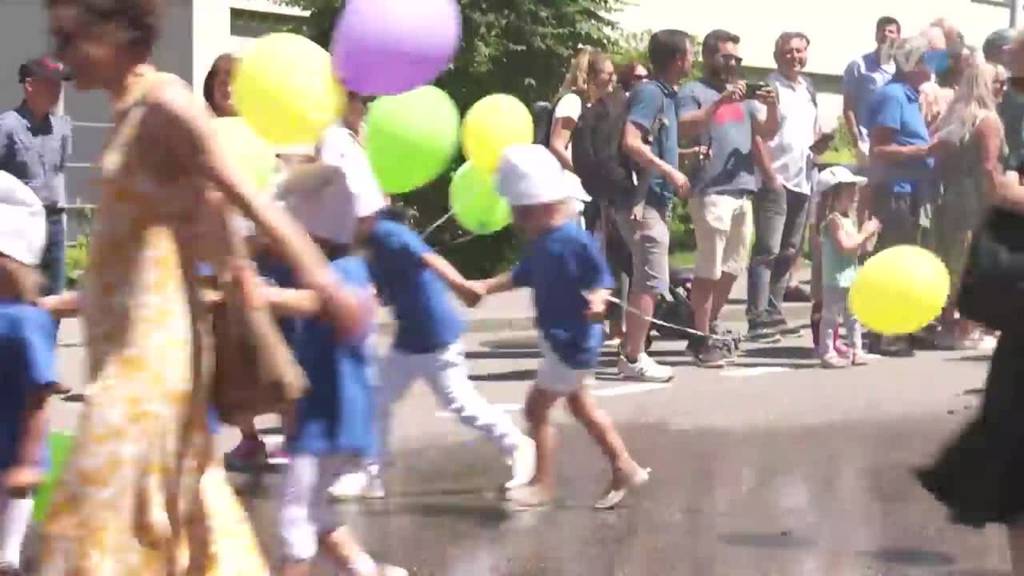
[461,94,533,173]
[212,117,277,194]
[849,245,950,336]
[233,33,344,145]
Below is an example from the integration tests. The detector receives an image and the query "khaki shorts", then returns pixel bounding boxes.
[611,204,670,294]
[689,193,754,281]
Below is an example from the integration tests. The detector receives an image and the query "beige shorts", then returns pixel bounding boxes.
[611,204,670,294]
[537,338,595,397]
[689,193,753,281]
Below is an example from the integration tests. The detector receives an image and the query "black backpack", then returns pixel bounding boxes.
[571,87,635,203]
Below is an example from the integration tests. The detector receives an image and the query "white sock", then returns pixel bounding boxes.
[0,497,34,566]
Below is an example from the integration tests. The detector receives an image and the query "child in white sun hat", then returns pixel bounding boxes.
[477,144,650,510]
[815,166,881,369]
[0,171,59,574]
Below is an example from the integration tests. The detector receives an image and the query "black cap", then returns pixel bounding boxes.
[18,57,73,83]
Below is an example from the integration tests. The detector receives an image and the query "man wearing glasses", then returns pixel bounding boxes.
[678,29,781,368]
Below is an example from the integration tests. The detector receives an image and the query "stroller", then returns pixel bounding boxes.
[643,267,742,355]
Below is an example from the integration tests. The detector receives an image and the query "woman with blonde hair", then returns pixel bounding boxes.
[931,54,1006,349]
[548,47,616,171]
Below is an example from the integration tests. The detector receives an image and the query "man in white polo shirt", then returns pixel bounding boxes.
[748,32,831,342]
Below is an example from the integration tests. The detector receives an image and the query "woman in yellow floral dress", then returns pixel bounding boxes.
[38,1,371,574]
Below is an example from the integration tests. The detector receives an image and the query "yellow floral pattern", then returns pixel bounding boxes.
[38,70,269,576]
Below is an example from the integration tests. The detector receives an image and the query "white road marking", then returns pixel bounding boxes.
[435,403,523,418]
[592,383,671,397]
[720,367,794,378]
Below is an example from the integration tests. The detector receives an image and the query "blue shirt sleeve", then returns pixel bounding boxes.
[870,88,902,132]
[627,82,663,136]
[372,221,430,264]
[20,309,57,390]
[841,59,860,99]
[676,83,702,116]
[511,254,533,288]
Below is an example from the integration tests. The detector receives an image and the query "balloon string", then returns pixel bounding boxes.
[421,210,454,240]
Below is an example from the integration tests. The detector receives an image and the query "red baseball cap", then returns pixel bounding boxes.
[18,56,73,83]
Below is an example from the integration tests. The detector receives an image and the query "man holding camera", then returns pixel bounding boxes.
[679,29,780,368]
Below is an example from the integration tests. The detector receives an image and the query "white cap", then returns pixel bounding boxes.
[0,171,46,266]
[815,166,867,196]
[278,163,356,245]
[497,144,591,207]
[318,124,388,218]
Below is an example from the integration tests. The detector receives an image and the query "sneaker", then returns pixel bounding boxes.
[330,470,370,500]
[766,314,801,336]
[266,446,290,467]
[617,353,674,382]
[851,351,879,366]
[364,469,387,500]
[505,437,537,490]
[821,353,849,369]
[746,321,782,344]
[694,340,729,369]
[224,437,268,471]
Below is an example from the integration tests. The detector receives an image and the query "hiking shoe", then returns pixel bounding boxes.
[694,340,729,369]
[617,353,674,382]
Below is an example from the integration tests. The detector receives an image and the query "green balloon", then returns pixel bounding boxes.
[366,85,461,195]
[450,162,511,235]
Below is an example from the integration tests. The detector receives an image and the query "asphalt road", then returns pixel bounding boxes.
[31,323,1007,576]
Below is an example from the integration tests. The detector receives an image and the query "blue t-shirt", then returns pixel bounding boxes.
[843,51,896,146]
[512,223,613,369]
[0,303,57,471]
[367,219,463,354]
[627,80,679,209]
[289,257,377,457]
[677,79,759,196]
[867,81,933,195]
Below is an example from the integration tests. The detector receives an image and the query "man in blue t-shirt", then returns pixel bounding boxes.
[678,29,781,368]
[612,29,694,383]
[865,35,942,358]
[842,16,901,165]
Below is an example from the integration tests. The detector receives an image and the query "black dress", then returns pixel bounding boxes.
[918,329,1024,527]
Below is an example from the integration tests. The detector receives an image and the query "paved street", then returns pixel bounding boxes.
[31,303,1012,576]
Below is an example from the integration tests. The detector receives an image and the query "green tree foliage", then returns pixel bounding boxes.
[283,0,624,277]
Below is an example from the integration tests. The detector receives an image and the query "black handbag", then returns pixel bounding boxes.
[957,206,1024,331]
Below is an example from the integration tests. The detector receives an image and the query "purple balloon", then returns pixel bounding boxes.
[333,0,462,96]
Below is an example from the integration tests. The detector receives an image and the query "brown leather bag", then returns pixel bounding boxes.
[209,208,308,427]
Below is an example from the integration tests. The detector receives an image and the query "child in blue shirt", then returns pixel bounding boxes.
[479,145,650,510]
[348,208,535,497]
[0,176,58,573]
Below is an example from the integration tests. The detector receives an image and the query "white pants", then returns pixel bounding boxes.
[819,285,863,356]
[375,342,525,464]
[279,454,352,561]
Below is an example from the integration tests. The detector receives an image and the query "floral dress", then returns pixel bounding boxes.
[38,67,269,575]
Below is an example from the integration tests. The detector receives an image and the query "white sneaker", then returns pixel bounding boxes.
[505,437,537,490]
[617,352,674,382]
[329,470,370,500]
[329,466,387,500]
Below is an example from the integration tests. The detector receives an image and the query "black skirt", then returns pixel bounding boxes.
[918,331,1024,527]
